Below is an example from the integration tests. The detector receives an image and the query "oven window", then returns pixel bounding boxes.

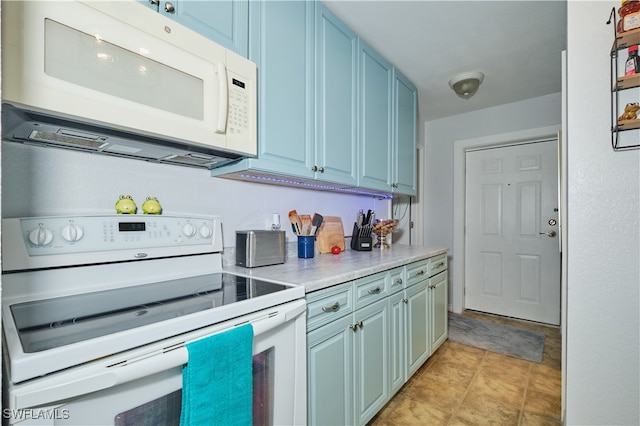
[114,348,275,426]
[253,347,275,426]
[115,389,181,426]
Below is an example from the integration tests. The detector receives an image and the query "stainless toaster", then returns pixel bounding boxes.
[235,230,286,268]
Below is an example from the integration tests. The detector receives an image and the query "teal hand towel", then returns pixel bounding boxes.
[180,324,254,426]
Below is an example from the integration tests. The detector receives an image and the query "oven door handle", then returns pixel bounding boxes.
[12,300,307,410]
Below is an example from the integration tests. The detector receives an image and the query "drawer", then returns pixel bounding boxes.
[428,254,448,277]
[406,260,428,287]
[354,271,388,309]
[306,282,353,331]
[387,267,405,294]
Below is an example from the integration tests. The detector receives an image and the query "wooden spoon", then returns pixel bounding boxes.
[288,210,301,235]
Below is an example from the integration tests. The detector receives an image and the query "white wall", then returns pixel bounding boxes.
[423,92,561,306]
[1,142,390,248]
[565,1,639,424]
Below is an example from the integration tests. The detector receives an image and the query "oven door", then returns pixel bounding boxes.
[4,299,306,426]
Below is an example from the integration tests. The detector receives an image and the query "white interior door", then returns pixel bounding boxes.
[464,140,560,325]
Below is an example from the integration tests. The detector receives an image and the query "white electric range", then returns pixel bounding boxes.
[1,215,306,425]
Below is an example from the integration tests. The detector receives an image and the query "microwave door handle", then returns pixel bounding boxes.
[215,62,228,134]
[11,309,298,410]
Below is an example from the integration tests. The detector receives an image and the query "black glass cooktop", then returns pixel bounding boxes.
[11,273,289,353]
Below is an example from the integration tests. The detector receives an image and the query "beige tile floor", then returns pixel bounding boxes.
[368,311,562,426]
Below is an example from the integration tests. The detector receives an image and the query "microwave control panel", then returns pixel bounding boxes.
[228,77,249,136]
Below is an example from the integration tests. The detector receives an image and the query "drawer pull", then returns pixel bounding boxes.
[322,302,340,313]
[434,261,445,268]
[394,278,403,285]
[415,270,425,276]
[368,286,381,294]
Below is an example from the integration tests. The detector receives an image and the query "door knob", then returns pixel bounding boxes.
[540,231,557,238]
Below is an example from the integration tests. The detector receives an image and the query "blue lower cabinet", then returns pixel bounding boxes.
[306,256,448,426]
[429,271,449,353]
[306,295,389,426]
[307,315,354,425]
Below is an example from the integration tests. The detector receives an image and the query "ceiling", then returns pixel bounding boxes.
[323,0,568,121]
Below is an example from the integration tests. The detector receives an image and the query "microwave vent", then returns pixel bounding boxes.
[28,130,108,150]
[2,103,246,170]
[162,153,228,168]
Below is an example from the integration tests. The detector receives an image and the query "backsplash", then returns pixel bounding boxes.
[1,142,390,248]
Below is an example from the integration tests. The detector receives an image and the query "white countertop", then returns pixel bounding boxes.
[224,244,448,293]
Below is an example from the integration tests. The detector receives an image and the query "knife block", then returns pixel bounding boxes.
[350,222,372,251]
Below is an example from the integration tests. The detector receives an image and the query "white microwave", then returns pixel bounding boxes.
[1,0,257,169]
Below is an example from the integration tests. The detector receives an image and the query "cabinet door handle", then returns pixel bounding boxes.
[322,302,340,313]
[164,2,175,13]
[368,286,381,294]
[149,0,160,5]
[349,321,363,331]
[402,298,408,304]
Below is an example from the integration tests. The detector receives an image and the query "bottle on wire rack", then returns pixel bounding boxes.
[625,44,640,76]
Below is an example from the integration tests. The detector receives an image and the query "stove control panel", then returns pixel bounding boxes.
[2,215,224,271]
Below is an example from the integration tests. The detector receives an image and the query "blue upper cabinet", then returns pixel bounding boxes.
[357,39,393,193]
[137,0,159,12]
[393,70,418,196]
[245,0,315,179]
[315,2,358,187]
[138,0,249,57]
[210,0,416,196]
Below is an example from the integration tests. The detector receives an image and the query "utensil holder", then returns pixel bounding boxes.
[297,235,315,258]
[350,222,373,251]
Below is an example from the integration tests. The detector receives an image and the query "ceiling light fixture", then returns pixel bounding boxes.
[448,71,484,98]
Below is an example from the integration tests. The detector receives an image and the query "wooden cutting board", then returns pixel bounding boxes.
[316,216,345,253]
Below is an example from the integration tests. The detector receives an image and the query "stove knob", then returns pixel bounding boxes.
[28,225,54,246]
[182,223,197,237]
[199,225,213,238]
[61,223,84,242]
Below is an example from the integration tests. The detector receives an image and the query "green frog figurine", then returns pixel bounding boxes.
[115,195,137,214]
[142,197,162,215]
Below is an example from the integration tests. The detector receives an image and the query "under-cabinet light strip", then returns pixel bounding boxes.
[237,173,394,199]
